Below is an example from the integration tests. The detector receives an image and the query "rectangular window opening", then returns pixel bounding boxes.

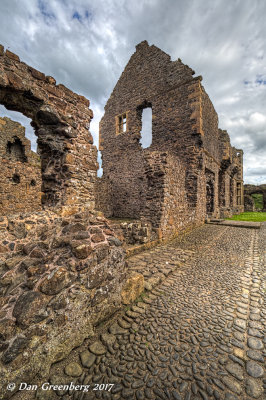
[116,113,127,134]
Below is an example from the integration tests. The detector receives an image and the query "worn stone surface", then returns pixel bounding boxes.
[0,210,126,400]
[121,273,144,304]
[96,40,244,240]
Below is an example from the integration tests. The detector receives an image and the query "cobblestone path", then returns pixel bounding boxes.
[24,224,266,400]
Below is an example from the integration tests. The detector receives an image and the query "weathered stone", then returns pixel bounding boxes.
[101,333,116,347]
[12,291,49,328]
[80,350,96,368]
[71,242,93,259]
[109,323,127,335]
[64,362,83,377]
[89,341,106,355]
[62,223,87,234]
[247,337,264,350]
[246,360,264,378]
[39,267,72,295]
[222,376,242,394]
[121,273,144,304]
[91,233,105,243]
[225,362,244,381]
[245,377,263,398]
[2,335,29,363]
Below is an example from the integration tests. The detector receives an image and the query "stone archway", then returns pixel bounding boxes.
[0,45,97,213]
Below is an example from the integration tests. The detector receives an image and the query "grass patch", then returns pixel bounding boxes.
[227,212,266,222]
[251,193,263,210]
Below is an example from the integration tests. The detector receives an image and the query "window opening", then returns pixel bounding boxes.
[12,174,20,184]
[116,113,127,134]
[6,137,27,162]
[140,107,152,149]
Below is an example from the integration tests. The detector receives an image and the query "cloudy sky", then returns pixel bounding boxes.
[0,0,265,183]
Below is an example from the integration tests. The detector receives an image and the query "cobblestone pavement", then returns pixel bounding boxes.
[15,224,266,400]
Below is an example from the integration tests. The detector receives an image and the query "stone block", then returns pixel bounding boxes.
[121,273,144,304]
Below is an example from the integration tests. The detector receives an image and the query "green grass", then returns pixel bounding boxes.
[251,193,263,210]
[227,212,266,222]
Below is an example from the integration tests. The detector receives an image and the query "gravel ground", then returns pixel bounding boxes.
[11,224,266,400]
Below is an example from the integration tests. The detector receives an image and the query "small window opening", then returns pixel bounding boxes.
[12,174,20,184]
[140,107,152,149]
[117,113,127,134]
[7,137,27,162]
[30,179,36,186]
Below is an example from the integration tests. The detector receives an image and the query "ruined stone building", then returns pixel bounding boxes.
[97,41,244,239]
[0,42,246,398]
[0,116,42,214]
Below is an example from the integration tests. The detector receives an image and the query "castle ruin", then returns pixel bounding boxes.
[97,41,244,239]
[0,41,246,398]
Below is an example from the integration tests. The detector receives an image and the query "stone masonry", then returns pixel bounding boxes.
[97,41,244,239]
[0,116,42,214]
[0,44,97,214]
[0,46,129,400]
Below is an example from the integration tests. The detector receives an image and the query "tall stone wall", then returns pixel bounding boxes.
[0,117,42,214]
[97,41,244,237]
[0,44,97,213]
[98,41,207,235]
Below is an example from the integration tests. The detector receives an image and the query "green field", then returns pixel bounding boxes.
[227,212,266,222]
[251,193,263,210]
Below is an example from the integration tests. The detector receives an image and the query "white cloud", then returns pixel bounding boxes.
[0,0,265,183]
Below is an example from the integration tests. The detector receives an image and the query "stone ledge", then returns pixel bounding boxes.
[207,219,261,229]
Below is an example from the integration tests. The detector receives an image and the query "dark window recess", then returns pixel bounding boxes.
[30,179,36,186]
[12,174,20,184]
[6,137,27,162]
[185,172,198,207]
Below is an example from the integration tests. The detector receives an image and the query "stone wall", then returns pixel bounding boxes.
[0,44,97,213]
[0,210,126,399]
[0,117,42,214]
[0,45,130,400]
[97,41,244,237]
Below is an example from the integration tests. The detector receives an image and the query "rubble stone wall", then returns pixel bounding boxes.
[0,44,97,213]
[0,210,126,399]
[0,117,42,214]
[98,41,208,234]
